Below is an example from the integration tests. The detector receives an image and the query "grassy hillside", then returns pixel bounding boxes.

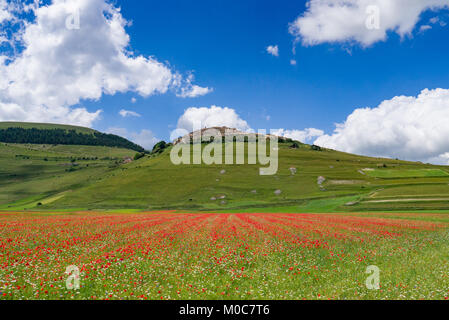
[31,141,449,212]
[0,142,136,210]
[1,131,449,212]
[0,121,95,134]
[0,121,145,152]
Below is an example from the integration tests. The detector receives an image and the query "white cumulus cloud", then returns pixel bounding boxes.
[177,84,213,98]
[314,88,449,164]
[419,25,433,33]
[290,0,449,47]
[175,74,213,98]
[176,106,251,132]
[266,45,279,57]
[0,0,11,24]
[272,128,324,143]
[107,127,159,150]
[119,109,141,118]
[0,0,210,127]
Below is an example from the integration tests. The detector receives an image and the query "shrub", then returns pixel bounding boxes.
[151,141,168,154]
[290,142,300,149]
[134,152,145,161]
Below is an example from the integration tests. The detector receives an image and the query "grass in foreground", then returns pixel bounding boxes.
[1,211,448,300]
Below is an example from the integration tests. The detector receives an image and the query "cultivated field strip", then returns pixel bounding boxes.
[0,212,448,300]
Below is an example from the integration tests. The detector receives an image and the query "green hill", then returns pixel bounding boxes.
[0,122,145,152]
[3,140,447,213]
[0,121,95,134]
[1,125,449,212]
[0,142,137,210]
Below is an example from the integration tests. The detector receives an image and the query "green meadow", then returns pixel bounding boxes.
[362,168,449,178]
[2,123,449,301]
[1,123,449,213]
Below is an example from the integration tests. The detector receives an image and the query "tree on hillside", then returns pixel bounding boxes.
[0,128,145,152]
[151,141,170,154]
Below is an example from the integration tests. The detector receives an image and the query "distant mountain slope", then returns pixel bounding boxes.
[43,138,449,212]
[0,122,95,134]
[0,122,145,152]
[2,125,449,213]
[0,142,136,210]
[173,126,293,144]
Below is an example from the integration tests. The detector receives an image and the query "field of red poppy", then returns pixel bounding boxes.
[1,211,448,300]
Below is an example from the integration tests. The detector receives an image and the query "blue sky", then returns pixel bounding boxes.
[1,0,449,162]
[91,1,449,146]
[88,1,448,136]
